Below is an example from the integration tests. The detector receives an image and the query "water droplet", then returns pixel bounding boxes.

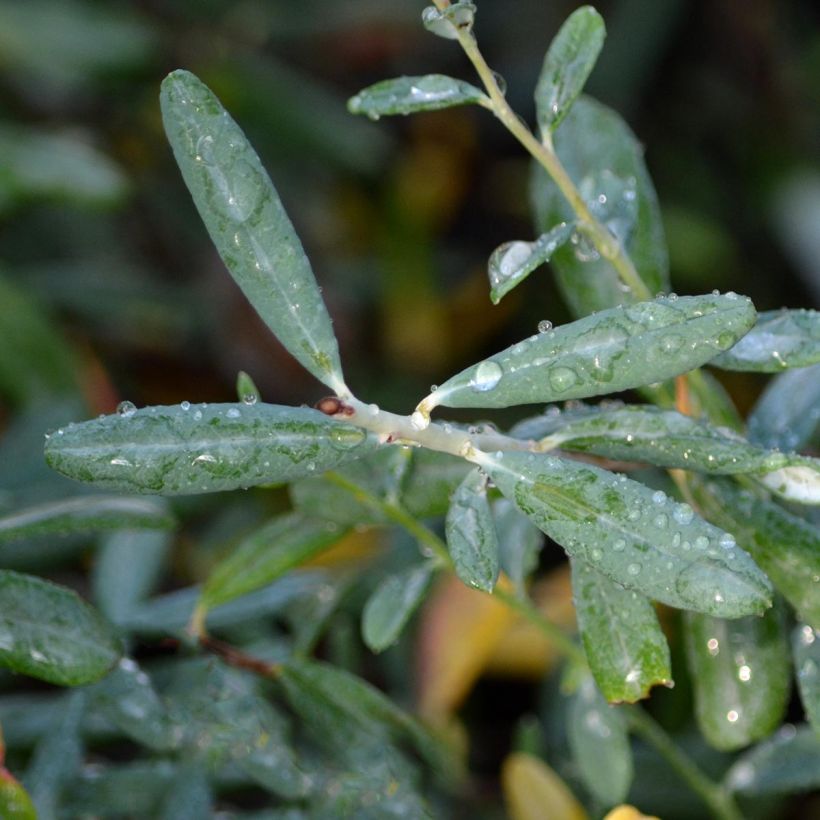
[226,408,241,419]
[195,134,216,165]
[718,331,735,348]
[660,334,684,354]
[109,457,132,467]
[367,403,379,416]
[330,427,367,450]
[707,638,720,656]
[117,401,137,418]
[726,709,739,723]
[193,453,217,465]
[654,513,668,529]
[591,548,603,562]
[429,384,438,392]
[242,393,257,406]
[613,538,626,552]
[652,490,666,505]
[491,71,507,96]
[673,503,694,525]
[738,665,752,682]
[628,508,641,522]
[799,625,816,646]
[627,563,642,576]
[537,320,553,333]
[695,535,710,550]
[193,410,203,421]
[719,533,736,549]
[180,400,191,411]
[470,360,503,392]
[410,411,430,431]
[548,366,578,393]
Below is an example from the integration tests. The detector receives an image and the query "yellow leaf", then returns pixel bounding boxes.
[603,806,660,820]
[502,752,587,820]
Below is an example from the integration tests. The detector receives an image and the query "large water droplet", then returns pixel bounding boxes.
[613,538,626,552]
[117,401,137,418]
[627,563,642,576]
[471,361,503,392]
[548,366,578,393]
[537,319,553,333]
[673,503,694,525]
[330,427,367,450]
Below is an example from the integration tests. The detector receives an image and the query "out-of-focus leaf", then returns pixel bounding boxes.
[603,808,659,820]
[502,752,587,820]
[158,765,212,820]
[0,571,120,686]
[711,309,820,372]
[494,498,543,593]
[567,676,633,804]
[535,6,606,132]
[793,624,820,736]
[348,75,486,119]
[488,223,575,304]
[362,563,433,652]
[571,558,671,703]
[757,462,820,505]
[161,70,345,391]
[421,2,476,40]
[0,495,174,544]
[424,294,755,411]
[0,769,36,820]
[725,725,820,796]
[531,96,668,316]
[200,512,344,611]
[45,403,377,495]
[480,451,772,617]
[684,605,790,751]
[747,364,820,451]
[445,467,499,592]
[693,478,820,628]
[401,449,472,518]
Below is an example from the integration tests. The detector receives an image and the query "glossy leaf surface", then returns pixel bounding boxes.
[0,571,120,685]
[426,294,755,410]
[711,309,820,372]
[793,625,820,736]
[161,70,345,390]
[445,467,499,592]
[684,606,790,751]
[480,451,772,617]
[348,75,486,119]
[45,403,377,496]
[567,676,633,804]
[571,558,671,702]
[535,6,605,132]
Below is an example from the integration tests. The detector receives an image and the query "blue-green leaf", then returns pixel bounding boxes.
[423,294,756,411]
[478,450,772,617]
[684,605,790,751]
[488,223,575,304]
[535,6,606,133]
[44,403,377,496]
[571,557,671,703]
[160,70,345,391]
[348,75,486,120]
[445,467,499,592]
[421,2,476,40]
[494,498,543,593]
[793,625,820,737]
[711,309,820,372]
[158,765,212,820]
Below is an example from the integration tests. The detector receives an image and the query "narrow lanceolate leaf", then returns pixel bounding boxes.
[200,512,344,611]
[567,676,633,805]
[362,564,433,652]
[160,70,344,391]
[488,223,575,304]
[747,363,820,451]
[684,605,790,751]
[711,309,820,372]
[45,403,377,496]
[0,571,120,686]
[347,75,487,120]
[424,294,756,411]
[502,752,587,820]
[535,6,606,133]
[445,467,500,592]
[693,478,820,628]
[725,725,820,796]
[0,495,174,544]
[478,451,772,618]
[532,97,668,316]
[571,558,671,703]
[793,625,820,736]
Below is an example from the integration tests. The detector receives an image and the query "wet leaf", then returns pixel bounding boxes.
[571,558,671,703]
[161,70,345,391]
[425,294,755,410]
[0,571,120,685]
[421,2,476,40]
[348,75,486,119]
[479,451,772,618]
[535,6,606,133]
[793,625,820,736]
[502,752,587,820]
[235,370,260,404]
[45,403,377,496]
[567,676,633,804]
[494,498,543,593]
[445,467,499,592]
[684,605,790,751]
[711,309,820,372]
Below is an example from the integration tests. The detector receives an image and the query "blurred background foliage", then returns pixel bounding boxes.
[0,0,818,817]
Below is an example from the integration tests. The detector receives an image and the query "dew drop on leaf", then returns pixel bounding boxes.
[116,401,137,418]
[470,360,503,392]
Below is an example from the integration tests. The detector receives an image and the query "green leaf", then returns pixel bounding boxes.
[571,557,671,703]
[200,512,344,611]
[494,498,543,593]
[567,676,633,804]
[0,770,36,820]
[445,467,499,592]
[401,449,472,518]
[0,495,174,544]
[710,309,820,372]
[488,223,575,304]
[0,571,121,686]
[684,605,790,751]
[421,2,476,40]
[45,403,377,496]
[725,725,820,796]
[793,625,820,737]
[479,451,772,617]
[160,70,345,391]
[158,765,212,820]
[348,75,486,119]
[692,478,820,628]
[531,97,669,316]
[236,370,260,404]
[362,563,433,652]
[424,294,755,411]
[535,6,606,133]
